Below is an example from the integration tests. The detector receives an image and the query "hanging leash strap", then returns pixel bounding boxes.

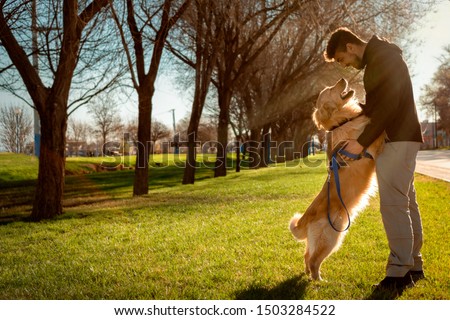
[337,149,373,161]
[327,147,373,232]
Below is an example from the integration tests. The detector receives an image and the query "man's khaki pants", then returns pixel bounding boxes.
[375,141,423,277]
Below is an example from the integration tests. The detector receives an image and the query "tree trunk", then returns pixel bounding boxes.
[214,106,229,177]
[214,88,232,177]
[182,131,197,184]
[133,89,152,195]
[259,125,271,168]
[248,128,261,169]
[124,0,191,195]
[102,133,107,155]
[235,138,241,173]
[181,1,218,184]
[31,100,67,221]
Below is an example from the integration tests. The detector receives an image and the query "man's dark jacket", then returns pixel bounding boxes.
[357,36,423,147]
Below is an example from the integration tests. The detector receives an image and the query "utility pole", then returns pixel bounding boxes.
[31,0,40,157]
[434,104,438,149]
[170,109,179,154]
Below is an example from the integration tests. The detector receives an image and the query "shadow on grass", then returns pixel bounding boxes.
[0,163,215,224]
[364,282,417,300]
[0,213,33,225]
[234,276,309,300]
[0,179,35,225]
[0,179,36,205]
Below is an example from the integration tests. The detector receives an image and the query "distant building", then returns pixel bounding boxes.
[421,120,449,149]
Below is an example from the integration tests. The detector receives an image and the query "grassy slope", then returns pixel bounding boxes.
[0,153,449,299]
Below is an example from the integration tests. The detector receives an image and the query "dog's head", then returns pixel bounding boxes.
[312,78,357,131]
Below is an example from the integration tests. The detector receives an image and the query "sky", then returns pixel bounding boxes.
[410,0,450,120]
[1,0,449,127]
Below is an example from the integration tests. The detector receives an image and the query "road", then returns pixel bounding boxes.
[416,150,450,183]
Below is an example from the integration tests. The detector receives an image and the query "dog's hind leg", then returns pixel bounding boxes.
[308,247,331,281]
[307,233,341,281]
[304,242,311,276]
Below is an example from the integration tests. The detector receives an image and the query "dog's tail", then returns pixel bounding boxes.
[289,213,307,241]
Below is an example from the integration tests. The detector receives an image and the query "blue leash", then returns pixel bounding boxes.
[327,148,373,232]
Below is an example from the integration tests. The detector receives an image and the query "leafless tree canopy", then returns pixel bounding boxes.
[151,120,171,142]
[68,118,91,143]
[88,96,123,154]
[0,106,32,153]
[420,46,450,133]
[0,0,125,113]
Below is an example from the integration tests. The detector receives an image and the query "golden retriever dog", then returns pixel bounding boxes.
[289,78,385,280]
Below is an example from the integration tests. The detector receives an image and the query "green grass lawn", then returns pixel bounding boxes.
[0,152,449,299]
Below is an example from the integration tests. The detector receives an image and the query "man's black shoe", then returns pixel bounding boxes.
[368,272,415,300]
[376,272,415,290]
[410,270,425,282]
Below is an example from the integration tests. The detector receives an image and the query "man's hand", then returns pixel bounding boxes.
[341,139,364,161]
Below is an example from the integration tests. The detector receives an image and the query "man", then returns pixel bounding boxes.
[323,27,424,295]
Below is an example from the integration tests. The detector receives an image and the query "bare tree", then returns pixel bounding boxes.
[420,46,450,146]
[0,0,111,220]
[168,0,222,184]
[67,118,91,156]
[168,0,300,177]
[110,0,191,195]
[124,118,138,143]
[151,120,171,143]
[68,118,90,142]
[210,0,300,177]
[0,105,33,153]
[184,1,221,183]
[88,96,123,155]
[176,113,217,141]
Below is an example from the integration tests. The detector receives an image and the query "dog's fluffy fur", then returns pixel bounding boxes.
[289,78,385,280]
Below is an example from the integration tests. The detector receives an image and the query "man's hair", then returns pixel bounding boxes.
[324,27,365,62]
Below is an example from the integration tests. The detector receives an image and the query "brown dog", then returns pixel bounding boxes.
[289,78,384,280]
